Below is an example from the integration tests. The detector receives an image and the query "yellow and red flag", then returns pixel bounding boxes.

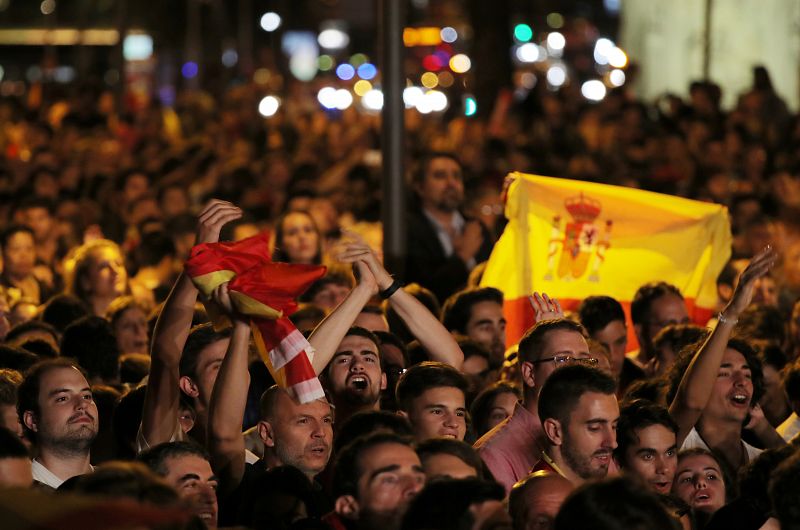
[481,173,732,346]
[185,233,327,403]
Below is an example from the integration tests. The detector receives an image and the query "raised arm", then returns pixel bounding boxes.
[140,200,242,448]
[206,283,251,495]
[669,247,775,446]
[307,261,377,374]
[337,237,464,369]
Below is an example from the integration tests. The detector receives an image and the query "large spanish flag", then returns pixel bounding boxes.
[481,173,732,346]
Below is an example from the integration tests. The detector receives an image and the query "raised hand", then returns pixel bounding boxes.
[723,246,776,320]
[196,199,243,244]
[529,292,564,322]
[335,231,391,293]
[454,220,484,263]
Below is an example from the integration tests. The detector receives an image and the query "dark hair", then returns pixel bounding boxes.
[768,449,800,529]
[374,330,409,365]
[0,224,34,251]
[179,323,231,381]
[120,353,150,385]
[396,361,468,412]
[538,365,617,426]
[112,386,147,460]
[622,379,668,405]
[737,445,796,514]
[517,319,586,364]
[133,231,176,269]
[401,478,504,530]
[334,410,414,453]
[737,305,786,346]
[299,267,354,303]
[759,344,788,372]
[5,320,59,346]
[717,260,739,288]
[631,282,683,326]
[0,345,39,372]
[106,296,150,328]
[17,195,55,215]
[289,303,326,331]
[20,339,59,359]
[0,426,29,459]
[554,477,680,530]
[17,358,85,441]
[138,441,211,477]
[416,438,491,480]
[271,210,322,264]
[579,296,626,336]
[441,287,503,335]
[61,316,121,383]
[41,294,89,333]
[470,381,521,438]
[413,151,462,186]
[614,400,678,467]
[333,431,414,498]
[784,362,800,403]
[652,324,709,357]
[66,461,180,507]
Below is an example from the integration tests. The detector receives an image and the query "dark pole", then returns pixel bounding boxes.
[113,0,127,111]
[702,0,713,80]
[380,0,406,277]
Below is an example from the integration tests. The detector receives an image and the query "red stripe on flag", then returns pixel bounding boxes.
[503,296,714,352]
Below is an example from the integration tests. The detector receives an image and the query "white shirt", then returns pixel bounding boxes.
[422,208,475,268]
[31,458,93,489]
[681,427,762,462]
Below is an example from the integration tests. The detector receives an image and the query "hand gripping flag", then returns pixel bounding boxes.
[481,173,732,346]
[185,232,327,403]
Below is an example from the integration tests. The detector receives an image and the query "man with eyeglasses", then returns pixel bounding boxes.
[630,282,690,369]
[474,318,596,493]
[532,364,619,484]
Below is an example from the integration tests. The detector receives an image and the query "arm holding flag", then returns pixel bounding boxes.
[669,247,775,446]
[337,237,464,369]
[141,200,242,448]
[206,282,252,495]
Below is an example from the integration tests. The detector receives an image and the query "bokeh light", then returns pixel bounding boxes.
[260,12,281,32]
[440,27,458,43]
[421,72,439,88]
[581,80,607,101]
[449,54,471,73]
[336,63,355,80]
[513,24,533,43]
[258,96,280,117]
[357,63,377,80]
[181,62,199,79]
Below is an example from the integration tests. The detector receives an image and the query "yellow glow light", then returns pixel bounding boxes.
[353,80,372,96]
[449,54,471,73]
[421,72,439,88]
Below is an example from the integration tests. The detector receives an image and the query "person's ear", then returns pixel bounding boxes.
[542,418,563,446]
[23,411,38,433]
[179,376,200,399]
[258,420,276,448]
[520,361,536,389]
[380,372,387,391]
[334,495,359,519]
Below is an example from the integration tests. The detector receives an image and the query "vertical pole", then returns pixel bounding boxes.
[114,0,127,111]
[380,0,406,276]
[238,0,254,77]
[702,0,713,80]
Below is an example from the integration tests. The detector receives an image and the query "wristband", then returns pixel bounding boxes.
[379,279,402,300]
[717,312,738,325]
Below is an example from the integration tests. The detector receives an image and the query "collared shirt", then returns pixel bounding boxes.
[422,208,478,270]
[474,402,544,494]
[32,459,93,489]
[681,427,762,463]
[530,451,568,479]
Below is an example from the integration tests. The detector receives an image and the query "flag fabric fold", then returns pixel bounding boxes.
[185,232,327,403]
[481,173,732,346]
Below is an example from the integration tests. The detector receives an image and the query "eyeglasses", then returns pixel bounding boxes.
[532,355,599,367]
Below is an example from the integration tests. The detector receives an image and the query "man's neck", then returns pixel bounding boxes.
[263,449,317,482]
[36,447,92,482]
[522,391,539,418]
[696,416,745,466]
[546,448,583,486]
[422,206,456,228]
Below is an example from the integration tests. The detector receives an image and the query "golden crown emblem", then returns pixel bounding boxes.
[564,192,602,223]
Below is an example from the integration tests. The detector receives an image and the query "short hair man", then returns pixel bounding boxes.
[631,282,689,367]
[331,432,425,530]
[614,400,678,495]
[138,441,219,527]
[404,152,493,303]
[396,361,469,442]
[323,326,387,427]
[534,364,619,485]
[474,318,595,493]
[17,358,98,489]
[0,368,23,440]
[442,287,506,367]
[579,295,645,395]
[0,426,32,488]
[508,471,573,530]
[354,305,390,333]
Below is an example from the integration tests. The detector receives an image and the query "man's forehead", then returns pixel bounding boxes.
[361,442,419,469]
[542,329,587,352]
[40,366,88,388]
[468,300,504,321]
[337,335,379,354]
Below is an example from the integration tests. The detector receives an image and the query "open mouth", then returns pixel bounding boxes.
[693,492,712,504]
[730,393,749,405]
[348,375,369,390]
[309,444,329,456]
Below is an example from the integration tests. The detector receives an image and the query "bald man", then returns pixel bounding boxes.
[509,471,573,530]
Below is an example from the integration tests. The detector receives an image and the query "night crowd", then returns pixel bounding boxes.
[1,64,800,530]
